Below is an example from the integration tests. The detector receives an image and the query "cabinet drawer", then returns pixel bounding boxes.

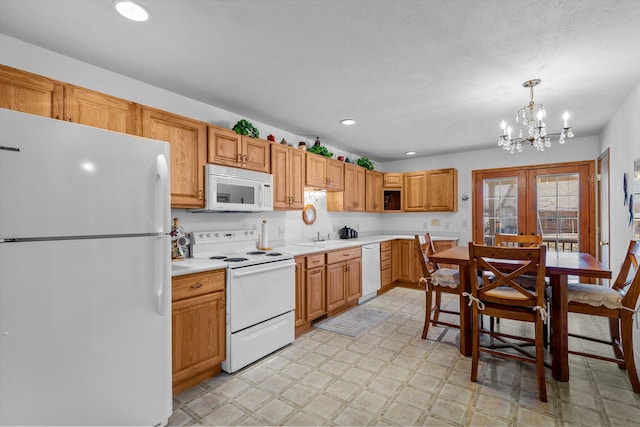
[380,241,392,252]
[306,253,326,268]
[381,258,392,270]
[327,246,361,264]
[380,249,391,262]
[172,269,225,301]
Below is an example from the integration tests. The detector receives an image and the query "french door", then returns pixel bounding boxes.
[472,161,595,255]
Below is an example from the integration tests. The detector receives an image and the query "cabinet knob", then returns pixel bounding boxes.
[190,283,204,289]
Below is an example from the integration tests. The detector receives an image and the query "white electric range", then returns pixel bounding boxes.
[190,229,295,373]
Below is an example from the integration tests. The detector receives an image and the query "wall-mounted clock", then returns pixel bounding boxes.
[302,204,317,225]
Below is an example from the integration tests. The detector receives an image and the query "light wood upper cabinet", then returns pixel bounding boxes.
[272,144,305,210]
[383,172,403,188]
[327,163,365,212]
[426,168,458,211]
[305,152,327,188]
[326,158,344,191]
[64,85,141,135]
[403,168,457,212]
[142,107,207,208]
[365,169,383,212]
[404,171,428,212]
[208,126,270,173]
[0,65,62,119]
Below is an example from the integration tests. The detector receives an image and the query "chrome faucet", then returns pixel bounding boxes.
[313,231,326,242]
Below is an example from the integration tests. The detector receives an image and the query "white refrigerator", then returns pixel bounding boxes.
[0,109,172,426]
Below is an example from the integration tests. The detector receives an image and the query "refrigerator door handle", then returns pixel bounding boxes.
[157,235,170,316]
[156,154,170,234]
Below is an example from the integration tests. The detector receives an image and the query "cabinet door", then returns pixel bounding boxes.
[397,239,417,282]
[326,262,346,312]
[306,152,326,187]
[426,168,458,212]
[365,170,383,212]
[326,158,344,191]
[391,240,400,282]
[242,136,271,173]
[383,172,403,188]
[271,144,290,209]
[0,65,62,119]
[142,107,206,208]
[172,291,225,389]
[344,163,365,211]
[345,258,362,302]
[208,125,242,167]
[295,257,306,327]
[306,266,326,320]
[64,85,141,135]
[289,148,306,209]
[404,171,428,211]
[433,240,458,270]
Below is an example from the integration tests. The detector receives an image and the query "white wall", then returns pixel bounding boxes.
[598,82,640,362]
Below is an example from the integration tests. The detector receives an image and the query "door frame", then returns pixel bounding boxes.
[472,160,596,255]
[597,149,610,269]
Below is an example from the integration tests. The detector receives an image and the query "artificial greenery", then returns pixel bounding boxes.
[307,143,333,158]
[232,119,259,138]
[356,156,375,170]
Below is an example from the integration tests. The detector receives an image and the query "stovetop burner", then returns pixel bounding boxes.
[246,251,266,255]
[266,252,282,256]
[225,257,249,262]
[209,256,227,260]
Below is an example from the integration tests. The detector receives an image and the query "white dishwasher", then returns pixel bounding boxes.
[359,242,381,304]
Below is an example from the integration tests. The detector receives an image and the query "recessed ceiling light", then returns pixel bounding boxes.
[340,119,356,125]
[113,0,150,22]
[405,151,416,156]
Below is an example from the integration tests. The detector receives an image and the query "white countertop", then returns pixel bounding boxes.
[171,234,458,277]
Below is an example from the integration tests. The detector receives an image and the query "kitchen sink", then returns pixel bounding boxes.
[293,240,357,248]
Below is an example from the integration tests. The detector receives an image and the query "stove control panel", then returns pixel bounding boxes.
[191,229,257,244]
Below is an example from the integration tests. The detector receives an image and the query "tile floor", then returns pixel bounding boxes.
[169,287,640,426]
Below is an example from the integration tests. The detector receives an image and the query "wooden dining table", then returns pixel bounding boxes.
[429,245,612,381]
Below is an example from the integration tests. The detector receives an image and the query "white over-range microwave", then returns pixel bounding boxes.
[192,164,273,212]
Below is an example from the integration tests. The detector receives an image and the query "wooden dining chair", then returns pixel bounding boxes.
[467,242,548,402]
[566,239,640,393]
[414,234,461,339]
[492,233,549,346]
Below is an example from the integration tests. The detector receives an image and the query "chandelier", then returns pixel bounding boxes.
[498,79,574,153]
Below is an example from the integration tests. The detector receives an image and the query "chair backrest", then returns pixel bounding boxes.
[613,239,640,310]
[495,233,543,248]
[414,234,438,279]
[468,242,547,307]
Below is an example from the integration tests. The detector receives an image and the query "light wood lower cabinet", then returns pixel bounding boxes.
[396,239,421,284]
[295,254,327,337]
[380,241,393,291]
[432,239,459,270]
[326,247,362,315]
[294,257,306,328]
[306,266,326,320]
[171,269,226,394]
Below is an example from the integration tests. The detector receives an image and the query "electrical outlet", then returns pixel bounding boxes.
[278,225,285,236]
[431,219,441,227]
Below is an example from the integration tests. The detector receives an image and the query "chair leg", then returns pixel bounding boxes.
[609,317,625,367]
[471,305,480,382]
[621,315,640,393]
[535,318,548,402]
[422,286,433,339]
[432,290,442,325]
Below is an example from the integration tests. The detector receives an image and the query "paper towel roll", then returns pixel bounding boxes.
[260,220,268,249]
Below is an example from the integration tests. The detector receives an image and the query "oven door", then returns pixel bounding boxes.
[227,259,295,333]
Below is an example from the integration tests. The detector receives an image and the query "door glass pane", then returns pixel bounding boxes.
[537,173,579,252]
[483,177,518,245]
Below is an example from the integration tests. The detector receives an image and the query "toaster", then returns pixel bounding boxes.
[339,226,358,239]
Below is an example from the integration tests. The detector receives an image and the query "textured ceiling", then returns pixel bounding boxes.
[1,0,639,161]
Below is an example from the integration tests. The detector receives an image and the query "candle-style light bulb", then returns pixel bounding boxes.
[500,120,507,135]
[536,109,544,126]
[507,126,512,138]
[563,110,570,128]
